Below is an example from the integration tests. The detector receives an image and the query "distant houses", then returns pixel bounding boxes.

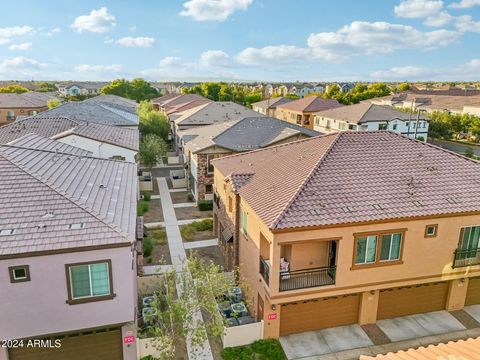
[57,82,108,97]
[0,92,62,126]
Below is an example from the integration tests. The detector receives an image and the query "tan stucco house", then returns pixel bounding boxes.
[212,131,480,339]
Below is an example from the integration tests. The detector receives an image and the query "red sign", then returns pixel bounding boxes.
[124,336,135,344]
[268,313,277,320]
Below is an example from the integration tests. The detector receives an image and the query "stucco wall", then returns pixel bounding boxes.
[0,246,136,340]
[57,135,137,162]
[0,107,46,125]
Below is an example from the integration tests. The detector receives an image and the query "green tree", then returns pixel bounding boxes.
[140,134,169,169]
[464,148,474,158]
[138,101,170,140]
[37,82,57,92]
[324,84,341,99]
[0,85,29,93]
[397,82,410,92]
[244,92,263,107]
[218,83,234,101]
[101,78,159,102]
[201,82,222,101]
[47,99,61,109]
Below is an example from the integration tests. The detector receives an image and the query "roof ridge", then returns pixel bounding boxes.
[0,149,133,241]
[270,132,342,229]
[357,102,374,123]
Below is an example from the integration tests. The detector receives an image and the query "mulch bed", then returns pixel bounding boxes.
[144,243,172,265]
[186,246,226,269]
[175,207,213,221]
[143,199,164,223]
[171,191,194,204]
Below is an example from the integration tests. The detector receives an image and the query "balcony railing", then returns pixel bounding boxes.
[259,257,270,285]
[453,248,480,268]
[279,266,336,292]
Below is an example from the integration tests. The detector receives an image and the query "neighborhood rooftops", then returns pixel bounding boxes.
[0,93,53,108]
[251,97,293,110]
[183,116,320,153]
[8,133,93,156]
[276,96,344,112]
[315,103,430,124]
[0,117,139,151]
[0,145,137,258]
[213,131,480,230]
[84,94,138,111]
[173,101,262,127]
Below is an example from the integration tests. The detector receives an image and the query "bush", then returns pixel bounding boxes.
[137,201,150,216]
[141,192,151,202]
[251,339,286,360]
[193,218,213,231]
[140,356,159,360]
[221,346,253,360]
[149,227,167,245]
[198,199,213,211]
[143,237,154,257]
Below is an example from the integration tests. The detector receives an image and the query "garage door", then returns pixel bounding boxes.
[9,328,122,360]
[280,294,360,336]
[466,277,480,306]
[377,281,448,320]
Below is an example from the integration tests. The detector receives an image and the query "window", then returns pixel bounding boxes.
[9,265,30,283]
[354,230,404,267]
[392,124,398,130]
[110,155,126,161]
[338,122,347,130]
[66,260,113,304]
[206,154,221,174]
[67,223,85,230]
[378,123,388,130]
[457,226,480,259]
[205,184,213,194]
[405,122,409,128]
[425,224,438,238]
[6,111,14,120]
[241,208,248,236]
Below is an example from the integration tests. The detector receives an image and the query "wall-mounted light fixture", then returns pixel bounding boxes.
[271,304,276,311]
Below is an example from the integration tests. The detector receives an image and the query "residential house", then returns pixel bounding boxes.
[172,101,261,154]
[0,117,139,162]
[273,85,288,97]
[151,94,211,115]
[84,94,138,111]
[57,82,108,97]
[251,97,293,117]
[326,82,355,93]
[314,103,430,140]
[0,92,60,126]
[275,96,344,129]
[181,116,319,204]
[0,143,139,360]
[296,85,315,98]
[212,131,480,339]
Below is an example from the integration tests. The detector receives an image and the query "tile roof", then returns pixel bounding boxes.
[84,94,138,111]
[0,146,137,257]
[251,97,293,110]
[165,99,212,115]
[184,116,320,153]
[213,131,480,230]
[276,96,344,112]
[0,93,48,108]
[30,101,138,126]
[174,101,262,127]
[315,103,430,124]
[152,94,208,108]
[0,117,139,151]
[360,337,480,359]
[8,134,93,156]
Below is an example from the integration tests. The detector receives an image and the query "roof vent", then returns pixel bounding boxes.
[342,206,354,213]
[37,223,47,229]
[99,184,107,189]
[67,223,85,230]
[413,200,424,207]
[0,229,15,236]
[446,197,458,204]
[42,211,55,219]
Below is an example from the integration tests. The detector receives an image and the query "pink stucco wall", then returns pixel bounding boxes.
[0,246,136,340]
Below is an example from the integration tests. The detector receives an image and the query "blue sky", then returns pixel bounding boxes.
[1,0,480,82]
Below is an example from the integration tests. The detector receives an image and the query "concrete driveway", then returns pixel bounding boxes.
[280,324,373,359]
[464,305,480,322]
[376,310,465,342]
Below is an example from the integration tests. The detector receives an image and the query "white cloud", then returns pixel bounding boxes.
[159,56,184,67]
[0,26,35,38]
[371,66,432,80]
[129,26,137,32]
[237,45,311,65]
[9,42,32,51]
[394,0,444,18]
[0,39,11,45]
[71,7,116,33]
[424,11,453,26]
[455,14,480,32]
[180,0,253,21]
[449,0,480,8]
[115,36,155,48]
[307,21,459,61]
[200,50,231,67]
[0,57,46,79]
[46,28,61,36]
[74,64,123,73]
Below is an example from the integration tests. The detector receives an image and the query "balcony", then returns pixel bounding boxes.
[453,248,480,268]
[280,266,336,292]
[259,256,270,285]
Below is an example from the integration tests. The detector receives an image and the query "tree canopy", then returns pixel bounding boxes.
[0,85,29,93]
[36,82,57,92]
[323,82,391,105]
[138,101,170,141]
[140,133,169,169]
[427,110,480,142]
[182,82,264,107]
[101,78,159,102]
[47,99,61,109]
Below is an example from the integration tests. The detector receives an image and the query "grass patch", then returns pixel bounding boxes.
[180,219,213,241]
[137,201,150,216]
[221,339,286,360]
[141,191,152,201]
[149,227,167,245]
[143,237,154,257]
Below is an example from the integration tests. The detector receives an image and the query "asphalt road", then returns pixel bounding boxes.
[428,138,480,157]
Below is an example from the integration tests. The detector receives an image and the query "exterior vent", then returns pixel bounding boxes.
[67,223,85,230]
[413,200,424,207]
[0,229,15,236]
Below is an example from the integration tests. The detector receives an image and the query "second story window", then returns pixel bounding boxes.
[67,260,113,304]
[354,230,404,267]
[241,208,248,236]
[458,226,480,259]
[206,154,221,174]
[9,265,30,283]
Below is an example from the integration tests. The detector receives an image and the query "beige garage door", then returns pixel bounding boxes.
[9,328,123,360]
[466,277,480,306]
[280,294,360,336]
[377,281,448,320]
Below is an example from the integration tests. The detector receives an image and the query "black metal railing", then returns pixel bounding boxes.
[279,266,336,292]
[453,248,480,268]
[259,257,270,285]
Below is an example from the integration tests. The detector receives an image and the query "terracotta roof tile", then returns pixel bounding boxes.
[276,96,344,112]
[213,131,480,230]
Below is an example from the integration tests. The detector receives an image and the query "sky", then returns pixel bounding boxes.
[1,0,480,82]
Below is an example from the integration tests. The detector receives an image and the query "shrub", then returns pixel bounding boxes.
[140,356,159,360]
[221,346,253,360]
[149,227,167,245]
[137,201,149,215]
[187,193,195,202]
[193,219,213,231]
[198,199,213,211]
[143,237,154,257]
[251,339,286,360]
[180,225,196,241]
[142,192,151,202]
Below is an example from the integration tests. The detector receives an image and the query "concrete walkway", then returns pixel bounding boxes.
[184,238,218,250]
[173,202,197,208]
[169,187,187,193]
[156,177,214,360]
